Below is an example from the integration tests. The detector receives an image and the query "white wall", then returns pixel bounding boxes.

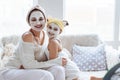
[38,0,64,19]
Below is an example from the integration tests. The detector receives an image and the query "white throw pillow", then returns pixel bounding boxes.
[105,46,120,70]
[72,44,107,71]
[1,43,16,59]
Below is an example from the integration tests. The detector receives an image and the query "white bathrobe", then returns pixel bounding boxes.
[0,31,65,80]
[45,48,81,80]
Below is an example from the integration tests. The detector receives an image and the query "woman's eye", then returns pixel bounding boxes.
[48,26,52,29]
[54,28,58,31]
[39,17,43,21]
[31,18,36,21]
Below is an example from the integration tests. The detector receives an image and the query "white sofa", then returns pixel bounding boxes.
[0,34,120,80]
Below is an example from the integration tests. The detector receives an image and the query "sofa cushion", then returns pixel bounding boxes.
[72,44,107,71]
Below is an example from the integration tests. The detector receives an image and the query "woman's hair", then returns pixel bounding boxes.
[26,5,46,25]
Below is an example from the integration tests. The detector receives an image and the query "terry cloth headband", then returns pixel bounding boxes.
[47,18,64,31]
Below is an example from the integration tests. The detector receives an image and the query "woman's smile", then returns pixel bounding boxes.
[35,24,42,28]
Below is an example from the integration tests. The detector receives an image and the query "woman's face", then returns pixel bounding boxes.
[47,23,61,38]
[29,11,46,31]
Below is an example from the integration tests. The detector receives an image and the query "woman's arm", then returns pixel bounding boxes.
[19,43,63,69]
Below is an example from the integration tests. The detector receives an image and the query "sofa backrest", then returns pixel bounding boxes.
[60,34,101,52]
[0,34,101,52]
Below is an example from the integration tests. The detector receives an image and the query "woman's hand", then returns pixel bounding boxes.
[62,58,67,66]
[19,65,24,69]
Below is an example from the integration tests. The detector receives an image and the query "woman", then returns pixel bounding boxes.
[0,5,67,80]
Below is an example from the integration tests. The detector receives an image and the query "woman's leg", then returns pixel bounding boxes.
[2,69,54,80]
[90,76,103,80]
[72,78,79,80]
[90,63,120,80]
[47,65,65,80]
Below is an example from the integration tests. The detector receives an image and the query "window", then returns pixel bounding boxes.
[65,0,120,50]
[0,0,33,38]
[65,0,115,40]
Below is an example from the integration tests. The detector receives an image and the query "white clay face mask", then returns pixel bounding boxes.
[29,11,46,31]
[47,23,61,38]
